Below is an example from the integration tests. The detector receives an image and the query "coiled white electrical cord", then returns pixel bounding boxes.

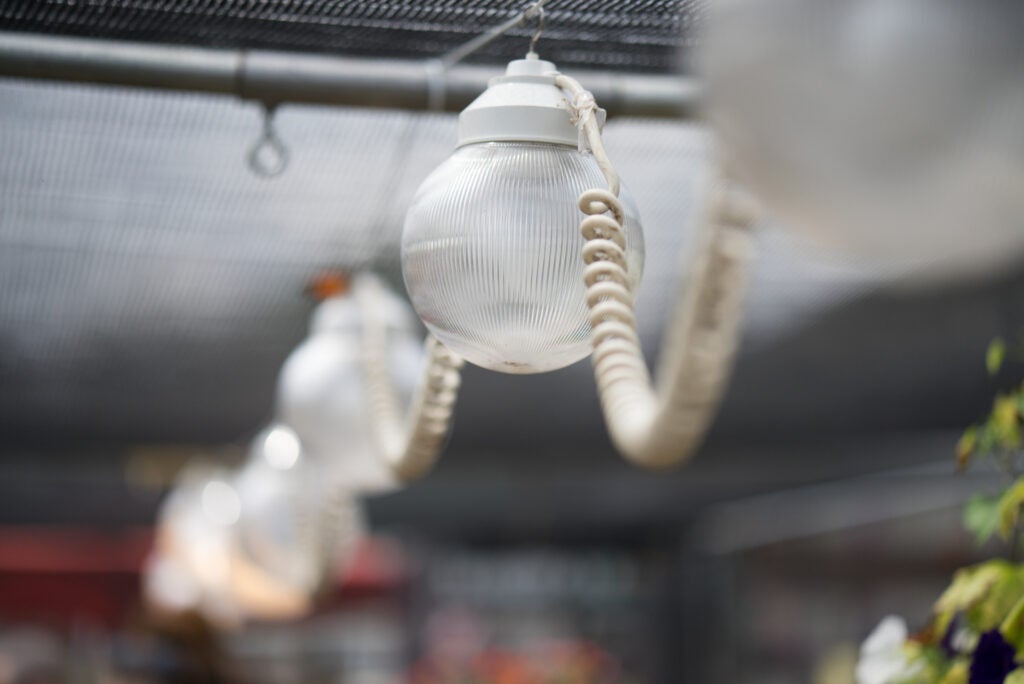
[357,276,464,482]
[556,73,761,469]
[359,76,757,477]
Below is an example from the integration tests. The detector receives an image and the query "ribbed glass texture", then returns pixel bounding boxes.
[402,142,645,374]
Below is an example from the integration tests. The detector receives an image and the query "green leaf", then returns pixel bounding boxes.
[998,479,1024,542]
[935,660,969,684]
[978,421,1000,457]
[1006,671,1024,684]
[934,560,1024,633]
[975,569,1024,632]
[896,644,953,684]
[988,337,1007,376]
[993,395,1023,450]
[999,594,1024,656]
[957,426,978,471]
[964,493,1003,545]
[936,563,1002,621]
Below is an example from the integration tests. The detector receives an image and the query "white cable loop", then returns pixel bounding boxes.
[357,276,464,482]
[555,72,760,470]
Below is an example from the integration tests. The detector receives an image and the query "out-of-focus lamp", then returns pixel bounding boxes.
[276,276,422,492]
[147,427,363,624]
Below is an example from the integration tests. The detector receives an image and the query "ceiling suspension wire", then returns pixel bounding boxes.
[427,0,547,111]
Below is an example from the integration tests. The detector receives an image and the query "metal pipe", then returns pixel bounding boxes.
[0,31,698,119]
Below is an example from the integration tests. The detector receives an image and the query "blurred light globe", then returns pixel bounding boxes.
[231,427,322,595]
[151,445,364,624]
[151,466,242,626]
[230,430,365,620]
[402,57,644,374]
[701,0,1024,277]
[275,283,421,493]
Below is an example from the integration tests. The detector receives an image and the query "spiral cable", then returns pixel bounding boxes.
[556,73,760,469]
[357,275,464,482]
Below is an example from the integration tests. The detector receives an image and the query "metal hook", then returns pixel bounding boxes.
[525,1,546,56]
[248,104,289,178]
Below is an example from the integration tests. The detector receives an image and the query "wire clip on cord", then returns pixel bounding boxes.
[566,90,600,154]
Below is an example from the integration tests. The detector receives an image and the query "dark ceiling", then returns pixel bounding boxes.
[0,0,704,72]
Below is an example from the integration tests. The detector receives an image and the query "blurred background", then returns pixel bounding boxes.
[1,1,1023,682]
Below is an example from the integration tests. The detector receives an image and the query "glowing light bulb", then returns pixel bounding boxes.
[402,57,644,374]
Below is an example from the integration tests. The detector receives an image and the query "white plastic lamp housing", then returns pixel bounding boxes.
[402,56,645,374]
[275,284,422,493]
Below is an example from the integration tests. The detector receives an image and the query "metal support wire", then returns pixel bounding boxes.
[0,31,698,119]
[438,0,545,69]
[424,0,547,111]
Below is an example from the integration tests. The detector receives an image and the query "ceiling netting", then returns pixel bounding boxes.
[0,0,706,72]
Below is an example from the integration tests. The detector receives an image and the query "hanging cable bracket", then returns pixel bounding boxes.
[247,103,289,178]
[526,1,546,56]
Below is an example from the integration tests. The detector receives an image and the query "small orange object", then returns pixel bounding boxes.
[305,271,351,301]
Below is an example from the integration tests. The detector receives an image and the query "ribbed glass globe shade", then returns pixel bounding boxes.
[402,142,644,374]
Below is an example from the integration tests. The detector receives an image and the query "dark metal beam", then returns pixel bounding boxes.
[0,31,699,118]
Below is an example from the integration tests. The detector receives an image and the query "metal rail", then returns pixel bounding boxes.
[0,31,698,118]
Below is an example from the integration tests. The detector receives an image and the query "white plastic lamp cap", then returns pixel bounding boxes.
[457,54,606,147]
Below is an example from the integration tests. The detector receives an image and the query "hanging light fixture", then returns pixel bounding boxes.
[145,273,448,622]
[402,54,645,374]
[147,426,363,624]
[276,274,423,493]
[226,425,363,618]
[365,1,762,474]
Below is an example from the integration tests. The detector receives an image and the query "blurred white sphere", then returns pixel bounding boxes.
[702,0,1024,278]
[149,467,243,626]
[232,427,324,597]
[148,448,364,624]
[275,285,422,494]
[143,551,205,614]
[227,427,364,620]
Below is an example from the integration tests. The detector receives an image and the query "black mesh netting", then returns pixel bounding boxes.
[0,0,705,72]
